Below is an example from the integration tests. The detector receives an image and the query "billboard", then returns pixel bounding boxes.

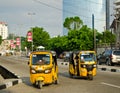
[27,31,32,42]
[16,37,20,46]
[10,40,16,49]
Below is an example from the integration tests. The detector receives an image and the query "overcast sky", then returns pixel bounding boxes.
[0,0,63,37]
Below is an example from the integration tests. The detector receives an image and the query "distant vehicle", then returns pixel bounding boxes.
[69,50,97,80]
[63,52,70,62]
[97,49,120,66]
[59,51,71,61]
[0,51,6,56]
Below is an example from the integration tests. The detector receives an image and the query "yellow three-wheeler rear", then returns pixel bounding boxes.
[69,50,97,80]
[28,50,58,89]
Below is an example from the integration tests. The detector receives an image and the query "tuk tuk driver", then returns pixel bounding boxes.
[37,58,45,65]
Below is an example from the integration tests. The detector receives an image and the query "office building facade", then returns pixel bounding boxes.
[0,22,8,39]
[63,0,114,35]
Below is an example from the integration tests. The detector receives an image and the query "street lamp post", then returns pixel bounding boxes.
[92,14,96,52]
[28,12,35,51]
[18,24,23,54]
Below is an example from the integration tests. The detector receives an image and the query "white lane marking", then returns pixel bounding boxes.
[101,82,120,89]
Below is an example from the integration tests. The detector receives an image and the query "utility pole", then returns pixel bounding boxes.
[28,12,35,51]
[18,24,22,54]
[92,14,96,52]
[106,0,110,30]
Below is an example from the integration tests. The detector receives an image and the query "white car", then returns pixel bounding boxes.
[98,49,120,66]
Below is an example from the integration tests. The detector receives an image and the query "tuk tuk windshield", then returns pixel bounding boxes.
[80,53,96,62]
[32,54,50,65]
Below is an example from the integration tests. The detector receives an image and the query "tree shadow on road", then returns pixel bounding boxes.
[21,77,32,87]
[21,77,52,89]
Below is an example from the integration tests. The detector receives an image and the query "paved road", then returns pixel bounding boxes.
[0,56,120,93]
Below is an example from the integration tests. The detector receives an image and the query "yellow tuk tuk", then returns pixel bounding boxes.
[69,50,97,80]
[28,50,58,89]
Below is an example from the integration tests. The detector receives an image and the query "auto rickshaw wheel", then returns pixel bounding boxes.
[38,81,43,89]
[88,74,93,80]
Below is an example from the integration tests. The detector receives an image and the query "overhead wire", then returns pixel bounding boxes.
[64,0,114,8]
[33,0,114,24]
[33,0,62,11]
[63,0,106,22]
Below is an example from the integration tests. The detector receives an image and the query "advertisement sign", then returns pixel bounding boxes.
[27,31,32,42]
[10,40,16,49]
[16,37,20,46]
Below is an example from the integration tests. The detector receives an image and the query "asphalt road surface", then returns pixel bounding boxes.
[0,55,120,93]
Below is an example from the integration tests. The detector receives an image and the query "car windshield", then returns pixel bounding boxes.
[113,50,120,55]
[32,54,50,65]
[80,53,96,62]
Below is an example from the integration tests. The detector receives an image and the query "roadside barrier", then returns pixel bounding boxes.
[60,62,120,73]
[97,67,120,73]
[0,65,22,90]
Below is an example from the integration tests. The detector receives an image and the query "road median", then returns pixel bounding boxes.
[0,65,22,90]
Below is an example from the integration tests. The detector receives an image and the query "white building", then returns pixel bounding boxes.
[0,22,8,39]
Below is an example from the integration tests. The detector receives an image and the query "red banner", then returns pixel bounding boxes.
[10,40,16,49]
[16,37,20,46]
[27,31,32,42]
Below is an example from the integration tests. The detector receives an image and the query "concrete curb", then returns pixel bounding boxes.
[60,62,120,73]
[97,67,120,73]
[0,79,22,90]
[0,65,22,90]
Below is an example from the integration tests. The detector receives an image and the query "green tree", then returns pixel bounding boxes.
[26,27,50,51]
[63,16,83,31]
[47,25,95,54]
[102,30,115,43]
[0,36,2,45]
[67,25,93,50]
[20,36,26,51]
[47,35,68,56]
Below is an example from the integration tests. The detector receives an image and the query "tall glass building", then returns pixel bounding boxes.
[63,0,114,35]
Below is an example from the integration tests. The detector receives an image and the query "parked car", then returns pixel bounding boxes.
[97,49,120,66]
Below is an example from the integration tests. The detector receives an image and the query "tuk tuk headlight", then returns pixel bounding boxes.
[45,69,52,74]
[31,69,36,74]
[83,65,86,68]
[93,64,97,68]
[81,64,86,68]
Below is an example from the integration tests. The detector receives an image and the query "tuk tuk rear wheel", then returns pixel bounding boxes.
[38,81,43,89]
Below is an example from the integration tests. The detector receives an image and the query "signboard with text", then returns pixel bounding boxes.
[10,40,16,49]
[16,37,20,46]
[27,31,32,42]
